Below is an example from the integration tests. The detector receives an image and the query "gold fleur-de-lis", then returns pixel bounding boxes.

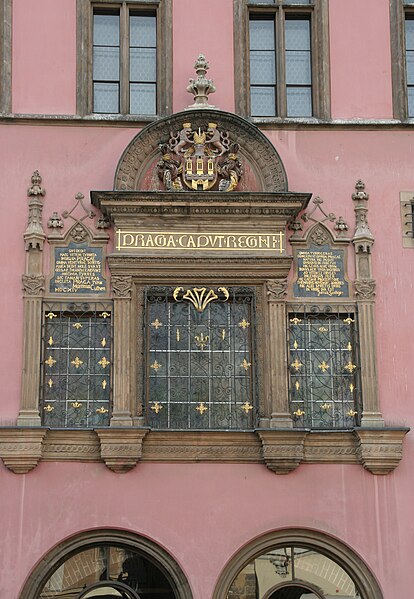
[241,401,253,414]
[72,322,83,330]
[240,358,251,371]
[102,379,107,390]
[291,358,303,371]
[71,401,82,409]
[71,356,83,369]
[290,317,302,325]
[101,338,107,347]
[347,342,352,351]
[318,326,328,332]
[349,383,355,393]
[48,336,54,346]
[347,409,357,417]
[151,318,162,329]
[321,403,331,411]
[98,356,110,368]
[293,340,298,349]
[239,319,250,330]
[344,361,357,373]
[221,329,226,340]
[196,402,208,414]
[150,360,161,372]
[293,408,305,417]
[318,361,329,372]
[295,381,300,391]
[195,333,209,350]
[96,406,109,414]
[343,317,355,325]
[45,312,57,320]
[48,378,53,388]
[100,312,110,319]
[43,404,54,412]
[151,401,163,414]
[45,355,56,367]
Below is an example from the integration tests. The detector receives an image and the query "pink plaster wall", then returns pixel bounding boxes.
[12,0,77,115]
[329,0,394,119]
[172,0,235,113]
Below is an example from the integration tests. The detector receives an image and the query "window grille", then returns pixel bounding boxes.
[40,302,112,428]
[288,305,361,429]
[144,286,257,430]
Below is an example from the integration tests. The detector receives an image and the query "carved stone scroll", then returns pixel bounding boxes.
[96,428,149,473]
[258,430,306,474]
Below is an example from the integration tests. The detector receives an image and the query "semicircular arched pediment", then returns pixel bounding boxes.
[114,108,288,192]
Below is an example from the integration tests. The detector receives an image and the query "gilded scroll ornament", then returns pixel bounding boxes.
[173,286,229,312]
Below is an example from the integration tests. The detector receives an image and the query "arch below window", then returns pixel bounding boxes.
[19,530,193,599]
[213,529,383,599]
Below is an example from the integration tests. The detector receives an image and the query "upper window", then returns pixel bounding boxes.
[77,1,172,118]
[390,0,414,119]
[144,286,256,430]
[234,0,330,119]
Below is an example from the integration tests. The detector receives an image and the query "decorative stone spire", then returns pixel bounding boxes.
[352,179,374,252]
[24,170,46,250]
[186,54,216,109]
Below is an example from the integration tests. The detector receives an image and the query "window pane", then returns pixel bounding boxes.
[286,50,311,84]
[93,47,120,81]
[248,0,275,3]
[130,83,156,114]
[286,86,312,116]
[250,51,276,84]
[93,13,119,46]
[249,19,275,50]
[406,51,414,84]
[130,15,156,47]
[285,19,310,51]
[408,86,414,116]
[251,86,276,116]
[405,18,414,50]
[130,48,156,82]
[94,82,119,113]
[284,0,311,4]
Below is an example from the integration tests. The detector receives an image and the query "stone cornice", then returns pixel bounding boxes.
[0,427,408,475]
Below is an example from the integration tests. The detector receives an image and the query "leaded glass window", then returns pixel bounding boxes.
[248,1,313,117]
[93,7,157,115]
[145,286,256,430]
[40,303,112,428]
[406,15,414,116]
[288,305,361,429]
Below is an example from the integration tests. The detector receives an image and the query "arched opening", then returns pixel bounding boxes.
[19,530,193,599]
[213,529,383,599]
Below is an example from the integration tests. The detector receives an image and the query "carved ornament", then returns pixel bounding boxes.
[355,428,409,475]
[22,274,45,296]
[266,279,288,300]
[24,170,46,250]
[0,429,47,474]
[309,225,330,246]
[258,431,306,475]
[96,429,149,473]
[354,279,376,299]
[111,275,132,298]
[186,54,216,109]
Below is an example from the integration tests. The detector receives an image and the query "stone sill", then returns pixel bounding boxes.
[0,427,408,475]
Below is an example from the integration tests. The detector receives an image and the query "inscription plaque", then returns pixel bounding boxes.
[50,242,106,294]
[294,245,348,298]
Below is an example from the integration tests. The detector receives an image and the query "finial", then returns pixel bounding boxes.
[186,54,216,109]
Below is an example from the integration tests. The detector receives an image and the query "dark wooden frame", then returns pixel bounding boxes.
[390,0,414,120]
[233,0,330,120]
[0,0,12,114]
[76,0,172,117]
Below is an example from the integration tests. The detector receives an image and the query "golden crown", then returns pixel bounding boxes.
[183,122,191,129]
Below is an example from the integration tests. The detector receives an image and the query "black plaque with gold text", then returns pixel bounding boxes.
[50,242,106,294]
[293,245,348,298]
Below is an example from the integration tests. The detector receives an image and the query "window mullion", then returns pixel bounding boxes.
[277,7,286,117]
[120,3,129,114]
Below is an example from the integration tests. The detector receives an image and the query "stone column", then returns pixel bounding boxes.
[352,180,384,427]
[266,279,293,428]
[110,275,133,426]
[17,171,46,426]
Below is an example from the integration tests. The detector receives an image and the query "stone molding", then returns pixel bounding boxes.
[22,274,45,296]
[0,427,408,475]
[111,275,132,298]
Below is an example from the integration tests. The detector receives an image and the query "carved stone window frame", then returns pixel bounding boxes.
[233,0,331,121]
[400,191,414,246]
[390,0,414,119]
[76,0,172,118]
[0,0,12,114]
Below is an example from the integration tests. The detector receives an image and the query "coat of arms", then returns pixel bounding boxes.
[157,122,243,192]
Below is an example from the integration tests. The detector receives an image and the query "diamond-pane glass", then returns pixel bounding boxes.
[286,86,312,116]
[286,51,311,84]
[251,86,276,116]
[93,14,119,45]
[130,15,156,47]
[130,83,156,114]
[130,48,156,82]
[93,47,120,81]
[93,82,119,113]
[249,19,275,50]
[406,18,414,50]
[285,19,310,51]
[250,51,276,84]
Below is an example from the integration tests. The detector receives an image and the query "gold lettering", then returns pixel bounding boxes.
[155,235,166,247]
[122,233,135,247]
[167,235,176,247]
[187,235,196,248]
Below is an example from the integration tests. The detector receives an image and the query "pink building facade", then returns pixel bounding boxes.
[1,1,413,598]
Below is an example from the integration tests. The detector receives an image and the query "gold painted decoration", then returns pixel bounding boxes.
[347,409,357,417]
[151,318,162,329]
[347,342,352,351]
[176,328,180,342]
[72,322,83,330]
[318,326,328,332]
[240,358,251,371]
[96,406,109,414]
[71,401,82,409]
[291,358,303,371]
[195,332,209,350]
[318,361,329,372]
[45,355,57,367]
[293,408,305,417]
[98,356,110,368]
[241,401,253,414]
[343,317,355,325]
[48,378,53,388]
[151,401,163,414]
[150,360,161,372]
[295,381,300,391]
[349,383,355,393]
[196,402,208,414]
[290,317,302,325]
[43,404,54,412]
[45,312,57,320]
[344,361,357,373]
[48,336,54,346]
[239,318,250,330]
[100,312,110,319]
[173,286,229,312]
[102,380,107,390]
[71,356,83,369]
[221,329,226,340]
[321,403,331,411]
[293,340,298,349]
[101,338,107,347]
